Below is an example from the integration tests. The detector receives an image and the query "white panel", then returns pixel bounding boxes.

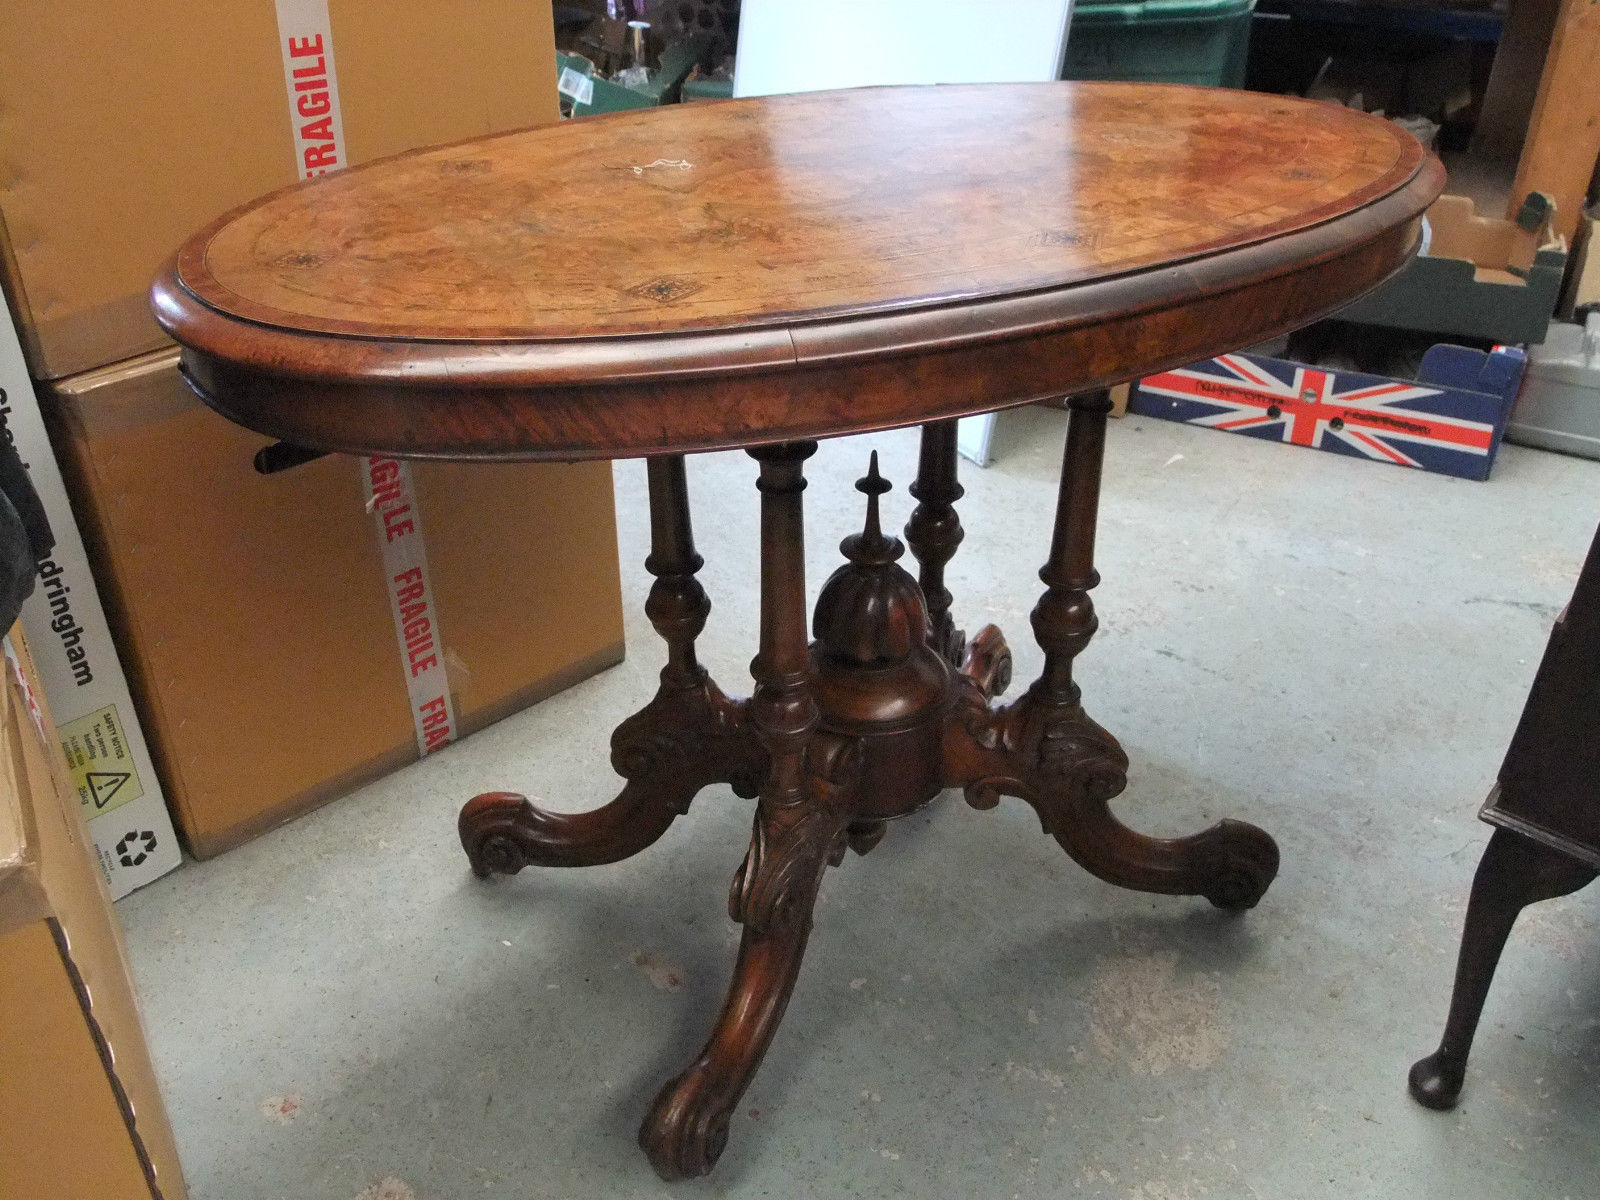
[956,413,997,466]
[735,0,1074,96]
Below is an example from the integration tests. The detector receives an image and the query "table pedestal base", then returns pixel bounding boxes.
[459,401,1279,1180]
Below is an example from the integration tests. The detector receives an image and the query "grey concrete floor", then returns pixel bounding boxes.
[121,409,1600,1200]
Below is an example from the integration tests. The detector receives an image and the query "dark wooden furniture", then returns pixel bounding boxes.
[152,83,1443,1179]
[1410,524,1600,1110]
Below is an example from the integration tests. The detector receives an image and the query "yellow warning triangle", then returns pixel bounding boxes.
[86,771,129,808]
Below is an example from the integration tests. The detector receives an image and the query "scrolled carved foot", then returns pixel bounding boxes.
[639,1070,734,1180]
[459,791,538,878]
[1193,818,1280,911]
[457,676,764,877]
[961,623,1013,698]
[458,778,696,874]
[1407,1051,1465,1111]
[944,688,1280,909]
[641,870,833,1180]
[1042,800,1281,909]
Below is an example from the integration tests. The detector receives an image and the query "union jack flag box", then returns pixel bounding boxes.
[1130,344,1528,482]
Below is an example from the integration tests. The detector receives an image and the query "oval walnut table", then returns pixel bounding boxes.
[152,83,1443,1180]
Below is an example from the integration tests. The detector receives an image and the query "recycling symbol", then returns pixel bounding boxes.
[117,830,159,868]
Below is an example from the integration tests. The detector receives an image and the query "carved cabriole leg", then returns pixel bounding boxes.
[641,442,856,1181]
[943,393,1279,910]
[459,454,764,875]
[1409,828,1597,1110]
[905,420,1012,696]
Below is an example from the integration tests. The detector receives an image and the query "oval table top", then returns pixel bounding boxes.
[152,82,1444,462]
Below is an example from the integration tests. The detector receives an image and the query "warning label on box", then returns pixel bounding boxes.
[58,704,147,817]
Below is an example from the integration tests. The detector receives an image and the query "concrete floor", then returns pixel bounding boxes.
[121,409,1600,1200]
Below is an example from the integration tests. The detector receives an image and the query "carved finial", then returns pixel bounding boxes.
[813,451,928,663]
[859,450,891,536]
[843,451,901,567]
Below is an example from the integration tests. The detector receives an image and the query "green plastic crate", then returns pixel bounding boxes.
[681,76,733,102]
[1062,0,1255,88]
[555,34,713,117]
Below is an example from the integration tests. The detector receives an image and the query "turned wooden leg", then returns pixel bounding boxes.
[460,455,763,875]
[1409,828,1597,1110]
[640,442,853,1180]
[944,392,1279,910]
[906,419,1011,696]
[906,419,967,666]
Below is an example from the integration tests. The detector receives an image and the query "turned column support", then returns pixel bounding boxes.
[906,420,966,665]
[644,454,711,689]
[745,442,821,820]
[906,420,1012,697]
[1032,391,1112,705]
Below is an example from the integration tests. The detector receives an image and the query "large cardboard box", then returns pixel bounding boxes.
[3,265,180,899]
[42,351,625,857]
[0,0,559,379]
[0,627,188,1200]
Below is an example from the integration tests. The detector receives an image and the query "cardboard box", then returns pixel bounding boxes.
[1131,344,1528,482]
[2,273,180,899]
[42,351,625,857]
[1339,193,1567,345]
[0,626,188,1200]
[0,0,559,379]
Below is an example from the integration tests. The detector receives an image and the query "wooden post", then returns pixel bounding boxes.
[1508,0,1600,240]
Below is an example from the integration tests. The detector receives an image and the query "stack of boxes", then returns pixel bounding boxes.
[0,0,625,881]
[1,630,189,1199]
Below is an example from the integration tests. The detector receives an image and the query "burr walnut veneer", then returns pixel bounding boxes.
[153,83,1444,1179]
